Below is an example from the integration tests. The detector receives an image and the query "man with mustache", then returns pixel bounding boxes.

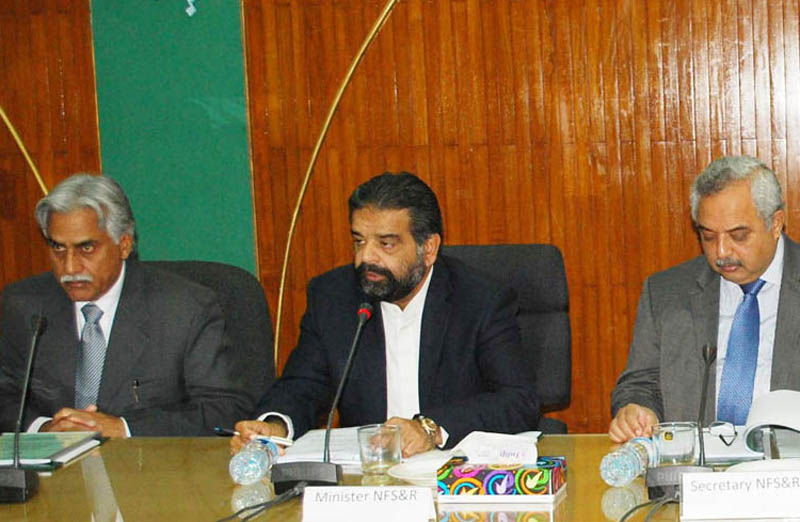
[609,156,800,442]
[0,174,254,436]
[232,172,540,457]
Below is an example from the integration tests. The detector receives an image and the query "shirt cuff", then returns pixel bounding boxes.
[256,411,294,440]
[119,417,132,438]
[439,425,450,448]
[27,416,51,433]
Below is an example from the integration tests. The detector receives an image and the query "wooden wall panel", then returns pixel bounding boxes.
[244,0,800,433]
[0,0,100,290]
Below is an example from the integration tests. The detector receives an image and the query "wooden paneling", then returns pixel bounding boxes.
[245,0,800,433]
[0,0,100,290]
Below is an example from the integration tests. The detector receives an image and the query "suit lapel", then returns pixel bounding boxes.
[418,261,451,410]
[355,301,387,420]
[97,263,150,409]
[689,262,720,424]
[772,236,800,388]
[39,283,81,402]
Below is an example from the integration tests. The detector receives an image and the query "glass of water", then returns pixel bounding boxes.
[357,424,402,475]
[653,421,697,466]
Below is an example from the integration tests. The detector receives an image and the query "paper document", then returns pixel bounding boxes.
[701,390,800,463]
[278,427,362,472]
[743,389,800,450]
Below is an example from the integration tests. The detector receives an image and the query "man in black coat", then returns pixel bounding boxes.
[232,172,540,457]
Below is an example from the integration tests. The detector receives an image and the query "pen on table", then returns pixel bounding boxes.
[213,427,293,446]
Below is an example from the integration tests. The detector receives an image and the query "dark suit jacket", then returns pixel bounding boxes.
[0,261,253,435]
[611,235,800,424]
[256,255,541,447]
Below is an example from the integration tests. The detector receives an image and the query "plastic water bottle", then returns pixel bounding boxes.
[599,437,658,487]
[229,438,280,485]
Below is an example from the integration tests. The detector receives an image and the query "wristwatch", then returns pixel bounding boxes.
[413,414,439,446]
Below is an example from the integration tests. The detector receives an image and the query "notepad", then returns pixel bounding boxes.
[0,431,101,469]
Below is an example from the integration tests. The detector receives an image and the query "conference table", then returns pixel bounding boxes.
[1,434,673,521]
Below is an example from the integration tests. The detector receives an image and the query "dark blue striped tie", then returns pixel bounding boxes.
[717,278,766,425]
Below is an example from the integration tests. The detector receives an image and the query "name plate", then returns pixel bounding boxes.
[681,470,800,520]
[303,486,435,522]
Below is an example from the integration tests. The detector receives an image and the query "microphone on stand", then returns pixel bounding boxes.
[0,314,47,503]
[271,303,374,494]
[697,344,717,466]
[645,344,716,500]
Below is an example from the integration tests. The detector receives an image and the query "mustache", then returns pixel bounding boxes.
[356,263,395,279]
[60,274,93,283]
[715,258,742,268]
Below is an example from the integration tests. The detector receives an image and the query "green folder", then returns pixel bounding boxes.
[0,431,102,470]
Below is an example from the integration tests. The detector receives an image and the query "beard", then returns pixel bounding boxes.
[356,252,427,303]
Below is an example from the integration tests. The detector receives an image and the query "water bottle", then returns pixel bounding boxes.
[599,437,658,487]
[229,438,280,485]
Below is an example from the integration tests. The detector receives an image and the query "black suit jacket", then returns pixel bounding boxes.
[256,255,540,447]
[0,261,253,435]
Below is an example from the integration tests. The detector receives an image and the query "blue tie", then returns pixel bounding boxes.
[717,278,766,425]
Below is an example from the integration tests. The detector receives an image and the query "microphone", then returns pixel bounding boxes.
[271,303,374,494]
[0,314,47,503]
[697,344,717,466]
[645,344,716,500]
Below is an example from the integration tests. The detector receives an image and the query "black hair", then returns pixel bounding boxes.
[348,171,443,246]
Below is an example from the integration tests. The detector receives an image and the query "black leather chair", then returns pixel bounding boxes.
[145,260,275,413]
[442,244,571,433]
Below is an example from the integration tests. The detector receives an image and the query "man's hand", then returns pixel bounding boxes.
[608,403,659,443]
[230,419,288,455]
[44,405,126,438]
[385,416,441,458]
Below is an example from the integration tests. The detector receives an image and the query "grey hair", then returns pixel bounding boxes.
[690,155,784,227]
[35,174,136,247]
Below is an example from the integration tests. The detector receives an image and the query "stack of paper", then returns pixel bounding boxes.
[278,427,362,472]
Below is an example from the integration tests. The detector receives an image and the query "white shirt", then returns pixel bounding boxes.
[715,235,783,406]
[382,266,433,419]
[28,262,131,436]
[73,261,126,342]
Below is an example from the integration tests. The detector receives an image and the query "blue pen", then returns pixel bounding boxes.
[213,426,293,446]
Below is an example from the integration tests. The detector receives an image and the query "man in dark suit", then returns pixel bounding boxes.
[0,174,253,436]
[610,156,800,442]
[232,172,539,457]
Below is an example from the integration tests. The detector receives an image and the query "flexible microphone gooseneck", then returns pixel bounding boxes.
[0,314,47,503]
[271,303,373,495]
[323,303,373,463]
[645,344,717,501]
[697,344,717,467]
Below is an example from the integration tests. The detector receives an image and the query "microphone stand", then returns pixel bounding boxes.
[645,344,716,501]
[271,304,373,495]
[697,345,717,466]
[0,315,47,503]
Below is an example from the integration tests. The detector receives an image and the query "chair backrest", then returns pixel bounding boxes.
[145,260,275,408]
[442,244,571,433]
